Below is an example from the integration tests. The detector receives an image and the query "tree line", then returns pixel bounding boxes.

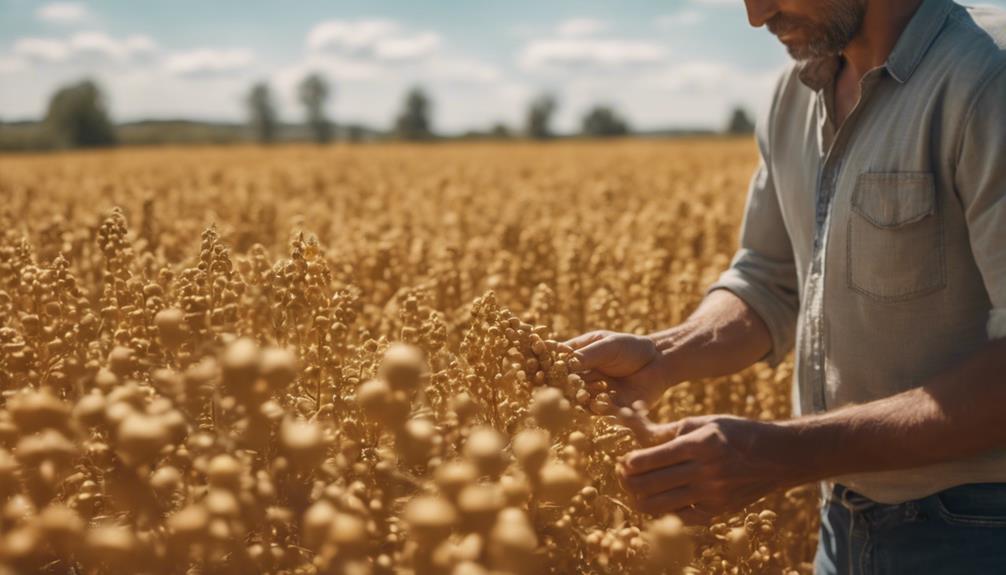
[28,75,756,149]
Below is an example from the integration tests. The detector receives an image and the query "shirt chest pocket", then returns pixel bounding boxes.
[846,172,946,302]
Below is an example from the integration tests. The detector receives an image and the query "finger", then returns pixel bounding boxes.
[622,461,701,498]
[580,370,607,384]
[622,435,698,476]
[617,409,682,447]
[563,331,605,351]
[609,386,641,408]
[636,486,698,516]
[676,506,717,526]
[573,339,619,372]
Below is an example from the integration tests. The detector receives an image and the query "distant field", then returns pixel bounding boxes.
[0,141,817,574]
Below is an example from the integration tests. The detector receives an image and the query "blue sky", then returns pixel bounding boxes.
[1,1,1003,133]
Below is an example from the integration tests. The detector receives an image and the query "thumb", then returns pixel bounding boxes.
[573,338,620,373]
[616,407,686,447]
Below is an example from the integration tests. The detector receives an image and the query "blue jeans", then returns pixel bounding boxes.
[815,483,1006,574]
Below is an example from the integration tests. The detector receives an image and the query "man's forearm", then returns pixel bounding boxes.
[648,289,774,386]
[780,337,1006,483]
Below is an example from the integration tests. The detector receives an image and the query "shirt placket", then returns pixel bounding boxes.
[800,69,884,414]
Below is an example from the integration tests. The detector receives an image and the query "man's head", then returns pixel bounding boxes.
[745,0,867,61]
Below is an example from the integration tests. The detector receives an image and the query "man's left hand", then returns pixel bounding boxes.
[617,412,812,525]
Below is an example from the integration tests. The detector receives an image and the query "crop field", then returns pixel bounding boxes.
[0,140,819,574]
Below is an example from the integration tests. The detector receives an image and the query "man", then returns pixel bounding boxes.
[565,0,1006,572]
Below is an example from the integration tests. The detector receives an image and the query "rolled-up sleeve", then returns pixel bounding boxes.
[955,63,1006,341]
[707,104,800,366]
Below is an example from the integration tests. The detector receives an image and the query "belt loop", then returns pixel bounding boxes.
[838,485,877,512]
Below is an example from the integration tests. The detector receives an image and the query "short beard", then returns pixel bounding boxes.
[767,0,866,61]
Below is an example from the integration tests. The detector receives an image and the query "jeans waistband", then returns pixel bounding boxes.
[832,483,878,512]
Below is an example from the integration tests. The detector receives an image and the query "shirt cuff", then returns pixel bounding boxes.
[989,309,1006,340]
[707,270,797,367]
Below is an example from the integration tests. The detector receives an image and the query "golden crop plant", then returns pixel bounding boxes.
[0,140,819,575]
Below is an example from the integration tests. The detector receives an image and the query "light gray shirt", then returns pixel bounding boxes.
[709,0,1006,503]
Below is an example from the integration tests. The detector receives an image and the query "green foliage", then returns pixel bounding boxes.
[394,87,434,141]
[247,83,278,144]
[44,80,117,149]
[726,106,755,135]
[298,73,332,144]
[581,105,630,138]
[526,93,557,140]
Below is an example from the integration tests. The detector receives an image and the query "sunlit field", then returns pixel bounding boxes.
[0,140,818,574]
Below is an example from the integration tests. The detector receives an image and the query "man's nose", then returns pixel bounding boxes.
[744,0,779,27]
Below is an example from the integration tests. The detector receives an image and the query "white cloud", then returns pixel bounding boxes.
[70,32,157,61]
[426,57,502,83]
[657,10,706,28]
[556,18,607,37]
[691,0,737,5]
[652,61,736,92]
[13,37,70,62]
[520,37,667,70]
[12,32,156,64]
[36,2,89,24]
[0,56,26,74]
[165,48,255,76]
[307,19,442,62]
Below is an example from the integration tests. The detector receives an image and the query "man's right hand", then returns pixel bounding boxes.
[563,330,674,408]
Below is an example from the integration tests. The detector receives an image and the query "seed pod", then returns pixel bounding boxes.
[73,393,107,429]
[15,429,80,468]
[167,505,209,543]
[116,415,169,467]
[206,454,243,491]
[725,526,749,560]
[329,512,368,556]
[500,474,531,506]
[107,347,136,377]
[9,390,71,434]
[646,514,694,573]
[463,427,507,478]
[457,483,504,533]
[154,309,186,349]
[85,524,137,568]
[302,500,337,550]
[512,429,550,475]
[0,449,20,499]
[260,347,297,390]
[379,343,425,391]
[529,387,571,433]
[36,504,84,549]
[280,419,326,469]
[451,392,477,423]
[397,418,439,466]
[537,461,583,503]
[452,561,489,575]
[149,466,182,498]
[357,379,391,417]
[404,495,457,546]
[434,460,479,502]
[488,508,538,573]
[222,338,261,398]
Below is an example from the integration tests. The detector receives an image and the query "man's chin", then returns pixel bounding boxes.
[782,41,829,62]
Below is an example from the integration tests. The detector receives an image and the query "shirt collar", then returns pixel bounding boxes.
[797,0,955,91]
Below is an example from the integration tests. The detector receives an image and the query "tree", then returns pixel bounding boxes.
[726,106,755,135]
[298,73,332,144]
[247,82,278,144]
[394,87,434,140]
[526,93,557,140]
[489,123,512,139]
[44,79,116,148]
[581,105,630,138]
